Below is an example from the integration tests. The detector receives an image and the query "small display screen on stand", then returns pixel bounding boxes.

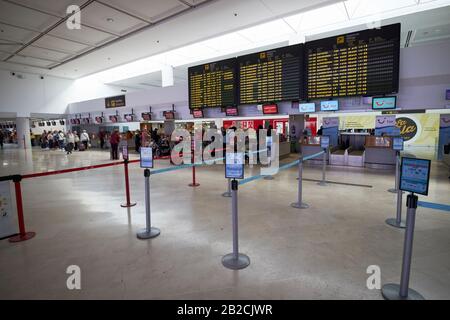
[225,152,244,179]
[140,147,153,168]
[393,137,404,151]
[320,136,330,149]
[399,157,431,195]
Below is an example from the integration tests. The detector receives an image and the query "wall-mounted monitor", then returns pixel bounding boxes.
[192,109,204,118]
[225,106,239,117]
[446,89,450,100]
[82,118,91,124]
[124,114,135,122]
[320,100,339,111]
[163,111,175,120]
[109,115,118,123]
[299,103,315,113]
[95,116,103,124]
[141,112,152,121]
[372,96,397,110]
[262,104,278,115]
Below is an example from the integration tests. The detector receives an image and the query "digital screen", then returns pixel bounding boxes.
[225,152,244,179]
[446,89,450,100]
[262,104,279,114]
[141,113,152,121]
[299,103,315,113]
[192,109,204,118]
[393,137,404,151]
[238,44,303,104]
[124,114,134,122]
[109,116,118,123]
[188,58,237,109]
[140,147,153,168]
[225,106,239,117]
[372,96,396,110]
[95,117,103,123]
[400,157,431,195]
[82,118,90,124]
[164,111,174,120]
[321,136,330,149]
[105,95,126,108]
[305,23,400,99]
[320,100,339,111]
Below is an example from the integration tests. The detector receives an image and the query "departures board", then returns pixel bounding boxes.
[188,58,237,109]
[237,44,303,104]
[305,23,400,99]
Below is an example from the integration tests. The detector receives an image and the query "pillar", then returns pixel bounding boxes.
[16,117,31,149]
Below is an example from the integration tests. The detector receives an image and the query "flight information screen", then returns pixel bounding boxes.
[188,58,237,109]
[305,23,400,99]
[238,44,303,104]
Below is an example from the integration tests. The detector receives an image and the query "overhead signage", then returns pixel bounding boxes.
[225,152,244,179]
[225,106,239,117]
[372,96,397,110]
[140,147,153,168]
[262,104,279,115]
[320,100,339,111]
[400,157,431,195]
[105,95,126,108]
[299,103,315,113]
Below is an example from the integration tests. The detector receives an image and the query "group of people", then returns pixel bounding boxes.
[39,129,90,154]
[0,129,16,148]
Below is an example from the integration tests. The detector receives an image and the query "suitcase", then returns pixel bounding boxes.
[78,143,86,151]
[65,143,74,152]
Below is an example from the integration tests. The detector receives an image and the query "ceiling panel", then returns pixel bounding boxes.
[413,23,450,43]
[0,23,40,43]
[0,1,60,31]
[102,0,188,23]
[8,54,56,68]
[81,2,148,35]
[0,40,22,53]
[182,0,211,5]
[48,23,117,46]
[9,0,87,17]
[0,51,10,60]
[20,46,73,62]
[33,34,92,54]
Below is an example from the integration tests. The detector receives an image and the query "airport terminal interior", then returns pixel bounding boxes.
[0,0,449,301]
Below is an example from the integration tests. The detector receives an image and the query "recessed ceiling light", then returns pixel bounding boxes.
[435,29,441,32]
[106,18,114,23]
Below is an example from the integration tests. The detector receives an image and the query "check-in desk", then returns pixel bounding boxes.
[279,141,291,159]
[300,136,328,164]
[364,136,396,169]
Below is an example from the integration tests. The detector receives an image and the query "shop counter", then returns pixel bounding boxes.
[364,136,396,169]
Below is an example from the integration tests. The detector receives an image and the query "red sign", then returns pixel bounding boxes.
[262,104,278,114]
[192,109,203,118]
[225,106,239,116]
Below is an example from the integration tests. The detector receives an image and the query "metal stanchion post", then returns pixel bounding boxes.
[318,149,327,186]
[382,193,424,300]
[222,178,232,197]
[121,159,137,208]
[137,169,160,240]
[386,186,406,228]
[388,151,401,193]
[188,147,200,187]
[222,179,250,270]
[291,156,309,209]
[9,175,36,242]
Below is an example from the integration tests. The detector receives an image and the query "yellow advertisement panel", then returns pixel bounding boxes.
[395,114,439,147]
[340,115,375,130]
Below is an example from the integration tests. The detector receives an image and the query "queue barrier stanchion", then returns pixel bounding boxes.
[8,175,36,243]
[291,156,309,209]
[222,179,250,270]
[318,148,327,186]
[222,178,232,197]
[386,186,406,229]
[388,151,402,194]
[382,193,424,300]
[188,147,200,187]
[121,159,137,208]
[137,169,160,240]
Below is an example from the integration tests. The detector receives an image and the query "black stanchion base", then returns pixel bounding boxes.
[385,218,406,229]
[121,202,137,208]
[222,192,232,197]
[388,188,405,194]
[136,227,160,240]
[263,176,274,180]
[9,231,36,243]
[188,183,200,187]
[222,253,250,270]
[291,202,309,209]
[381,284,425,300]
[318,181,327,186]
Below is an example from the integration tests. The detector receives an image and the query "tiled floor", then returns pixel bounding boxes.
[0,146,449,299]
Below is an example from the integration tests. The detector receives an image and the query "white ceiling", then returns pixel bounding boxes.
[0,0,449,81]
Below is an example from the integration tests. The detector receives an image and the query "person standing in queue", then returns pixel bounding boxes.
[80,130,90,151]
[99,129,106,149]
[110,129,120,160]
[0,129,4,149]
[134,130,141,153]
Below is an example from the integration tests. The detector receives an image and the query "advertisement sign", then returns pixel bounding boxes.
[375,115,399,136]
[262,104,278,114]
[400,157,431,195]
[225,152,244,179]
[0,181,16,239]
[393,137,404,151]
[320,100,339,111]
[105,95,126,108]
[372,96,396,110]
[341,115,375,130]
[225,106,239,117]
[299,103,315,113]
[395,114,439,145]
[320,136,330,149]
[322,117,339,128]
[140,147,153,168]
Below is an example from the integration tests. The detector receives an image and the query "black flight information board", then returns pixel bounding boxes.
[188,58,237,109]
[305,23,400,99]
[238,44,303,105]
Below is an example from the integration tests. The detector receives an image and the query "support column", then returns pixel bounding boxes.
[16,117,31,149]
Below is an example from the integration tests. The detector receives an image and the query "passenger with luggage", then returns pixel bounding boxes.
[73,131,80,150]
[80,130,90,151]
[65,131,75,154]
